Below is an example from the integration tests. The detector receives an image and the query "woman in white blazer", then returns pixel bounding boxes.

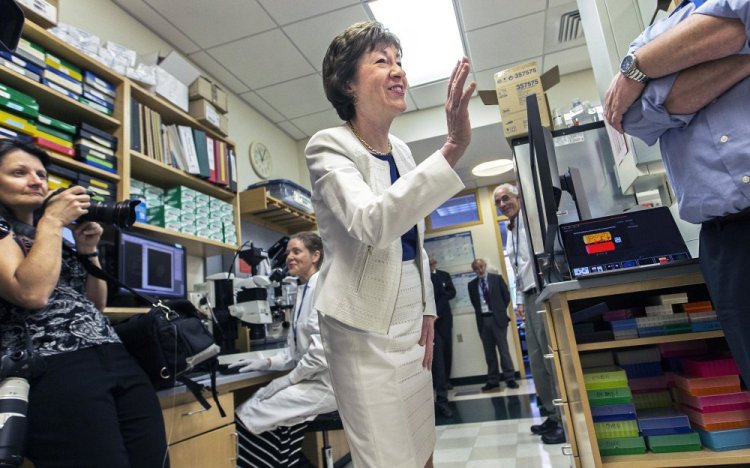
[306,21,475,468]
[232,232,335,467]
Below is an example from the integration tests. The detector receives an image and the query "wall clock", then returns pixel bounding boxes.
[249,141,272,179]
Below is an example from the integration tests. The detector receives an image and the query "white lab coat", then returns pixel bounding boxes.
[235,272,336,433]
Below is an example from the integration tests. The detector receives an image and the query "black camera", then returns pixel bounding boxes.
[78,195,141,229]
[45,188,141,229]
[0,348,45,468]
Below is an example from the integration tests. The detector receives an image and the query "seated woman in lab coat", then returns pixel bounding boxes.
[231,231,335,467]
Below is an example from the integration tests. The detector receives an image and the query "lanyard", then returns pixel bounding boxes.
[292,282,308,350]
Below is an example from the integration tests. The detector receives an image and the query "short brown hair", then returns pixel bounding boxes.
[321,21,401,121]
[290,231,324,269]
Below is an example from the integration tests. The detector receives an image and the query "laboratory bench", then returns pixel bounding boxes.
[537,261,750,467]
[158,363,349,468]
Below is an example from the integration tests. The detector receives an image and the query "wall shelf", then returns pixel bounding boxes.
[239,187,317,234]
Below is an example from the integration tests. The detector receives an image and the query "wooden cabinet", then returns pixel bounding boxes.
[163,393,236,468]
[542,266,750,468]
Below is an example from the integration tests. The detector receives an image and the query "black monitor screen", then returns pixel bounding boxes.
[560,207,691,278]
[117,231,186,299]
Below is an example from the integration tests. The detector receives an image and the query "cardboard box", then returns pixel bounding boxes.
[213,84,228,113]
[218,114,229,136]
[17,0,58,29]
[188,98,221,129]
[488,62,560,141]
[189,76,212,102]
[155,66,189,112]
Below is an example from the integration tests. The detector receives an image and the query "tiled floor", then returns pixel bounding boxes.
[341,378,573,467]
[431,379,572,467]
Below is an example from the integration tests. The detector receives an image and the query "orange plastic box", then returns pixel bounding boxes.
[673,374,741,397]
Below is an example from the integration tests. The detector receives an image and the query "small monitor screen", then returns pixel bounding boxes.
[117,231,186,299]
[560,207,691,279]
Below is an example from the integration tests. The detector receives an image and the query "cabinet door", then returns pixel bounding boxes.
[169,424,237,468]
[163,393,234,442]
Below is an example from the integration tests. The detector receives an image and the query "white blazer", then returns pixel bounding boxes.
[305,125,465,333]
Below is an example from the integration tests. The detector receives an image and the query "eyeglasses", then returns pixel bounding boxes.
[495,194,514,204]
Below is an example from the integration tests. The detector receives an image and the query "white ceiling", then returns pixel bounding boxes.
[112,0,593,188]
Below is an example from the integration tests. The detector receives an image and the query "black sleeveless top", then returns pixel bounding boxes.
[0,219,119,356]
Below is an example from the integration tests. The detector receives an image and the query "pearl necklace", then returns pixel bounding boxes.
[347,121,392,156]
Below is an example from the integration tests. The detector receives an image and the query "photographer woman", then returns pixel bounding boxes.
[0,139,168,467]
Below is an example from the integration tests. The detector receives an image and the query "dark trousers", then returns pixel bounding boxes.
[432,332,450,403]
[479,316,515,385]
[700,219,750,388]
[26,343,168,468]
[236,419,308,467]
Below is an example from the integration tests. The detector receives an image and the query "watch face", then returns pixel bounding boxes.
[620,54,635,73]
[250,142,271,179]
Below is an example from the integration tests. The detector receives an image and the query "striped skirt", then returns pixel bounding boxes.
[236,420,308,467]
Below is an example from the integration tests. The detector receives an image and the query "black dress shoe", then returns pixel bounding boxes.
[435,402,454,418]
[541,426,566,444]
[506,380,519,389]
[530,417,557,435]
[480,383,501,392]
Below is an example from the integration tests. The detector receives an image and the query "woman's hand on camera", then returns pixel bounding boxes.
[441,57,476,167]
[73,221,103,254]
[41,186,91,227]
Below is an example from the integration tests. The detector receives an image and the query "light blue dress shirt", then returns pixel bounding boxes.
[622,0,750,223]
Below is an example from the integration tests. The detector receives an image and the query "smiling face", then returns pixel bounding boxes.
[348,43,408,122]
[285,237,321,283]
[0,150,48,219]
[494,186,520,221]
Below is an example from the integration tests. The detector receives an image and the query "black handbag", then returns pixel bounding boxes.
[74,247,225,416]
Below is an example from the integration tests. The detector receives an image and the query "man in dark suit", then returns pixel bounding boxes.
[468,258,518,391]
[429,255,456,417]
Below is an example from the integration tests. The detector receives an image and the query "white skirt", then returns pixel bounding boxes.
[319,260,435,468]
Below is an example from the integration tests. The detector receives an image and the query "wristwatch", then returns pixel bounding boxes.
[619,52,650,83]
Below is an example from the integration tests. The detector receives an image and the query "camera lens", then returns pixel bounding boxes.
[0,377,29,468]
[79,199,141,229]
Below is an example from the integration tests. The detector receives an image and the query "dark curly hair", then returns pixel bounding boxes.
[322,21,401,121]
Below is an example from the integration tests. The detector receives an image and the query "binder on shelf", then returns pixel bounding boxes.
[47,162,78,181]
[35,130,73,148]
[79,96,113,116]
[78,173,115,193]
[82,89,114,111]
[83,84,115,108]
[206,135,217,183]
[177,125,200,175]
[0,95,39,121]
[0,57,41,82]
[83,71,115,98]
[130,99,141,152]
[165,125,188,170]
[83,155,116,173]
[37,114,75,135]
[75,144,115,163]
[42,78,80,101]
[79,122,117,150]
[215,139,228,186]
[42,67,83,95]
[36,123,72,142]
[0,51,45,77]
[45,53,83,82]
[191,128,210,178]
[74,138,114,157]
[16,38,46,70]
[228,147,237,192]
[0,109,36,136]
[34,136,74,156]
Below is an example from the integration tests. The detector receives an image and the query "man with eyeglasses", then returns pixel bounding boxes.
[494,183,565,444]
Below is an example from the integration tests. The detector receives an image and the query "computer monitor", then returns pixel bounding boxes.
[116,230,186,300]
